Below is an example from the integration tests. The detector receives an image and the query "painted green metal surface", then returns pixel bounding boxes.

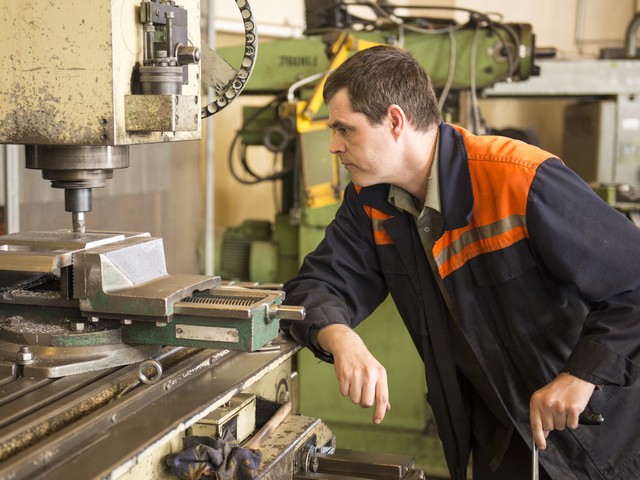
[0,303,122,348]
[219,25,533,94]
[121,311,280,351]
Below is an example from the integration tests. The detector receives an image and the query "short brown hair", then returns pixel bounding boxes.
[323,45,441,132]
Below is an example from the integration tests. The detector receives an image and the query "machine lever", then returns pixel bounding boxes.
[269,304,306,321]
[578,410,604,425]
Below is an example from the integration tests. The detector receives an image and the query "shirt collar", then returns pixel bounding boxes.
[388,131,441,218]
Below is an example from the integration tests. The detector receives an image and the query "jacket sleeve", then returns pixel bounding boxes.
[281,183,390,362]
[527,158,640,386]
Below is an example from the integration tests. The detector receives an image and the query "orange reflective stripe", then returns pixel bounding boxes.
[373,230,393,245]
[435,217,528,278]
[363,205,394,245]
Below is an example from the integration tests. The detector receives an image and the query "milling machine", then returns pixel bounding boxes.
[0,2,424,479]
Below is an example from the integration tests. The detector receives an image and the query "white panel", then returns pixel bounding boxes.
[214,1,304,37]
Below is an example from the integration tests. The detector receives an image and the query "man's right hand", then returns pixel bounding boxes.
[317,324,391,424]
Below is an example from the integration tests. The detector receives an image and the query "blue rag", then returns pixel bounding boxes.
[166,435,261,480]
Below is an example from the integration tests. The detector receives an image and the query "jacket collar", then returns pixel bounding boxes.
[354,122,474,229]
[438,122,474,230]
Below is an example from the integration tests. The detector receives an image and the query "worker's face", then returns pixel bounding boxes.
[328,89,400,187]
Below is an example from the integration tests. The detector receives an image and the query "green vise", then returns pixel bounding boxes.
[122,287,305,351]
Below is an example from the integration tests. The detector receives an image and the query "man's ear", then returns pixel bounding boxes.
[387,104,406,138]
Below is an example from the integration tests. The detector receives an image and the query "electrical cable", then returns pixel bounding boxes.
[469,24,483,134]
[227,92,293,185]
[438,30,456,112]
[308,2,522,86]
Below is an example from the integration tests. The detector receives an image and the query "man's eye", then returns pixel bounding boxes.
[339,127,349,135]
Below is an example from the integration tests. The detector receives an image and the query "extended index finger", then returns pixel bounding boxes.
[372,371,390,425]
[530,404,547,450]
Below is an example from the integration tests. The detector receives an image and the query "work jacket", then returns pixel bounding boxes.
[282,122,640,479]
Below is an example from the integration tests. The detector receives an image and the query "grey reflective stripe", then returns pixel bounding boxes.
[371,218,385,232]
[434,214,527,268]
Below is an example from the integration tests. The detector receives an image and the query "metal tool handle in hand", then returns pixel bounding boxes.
[531,411,603,480]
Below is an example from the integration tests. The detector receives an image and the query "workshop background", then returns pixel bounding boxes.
[2,0,637,272]
[1,1,639,478]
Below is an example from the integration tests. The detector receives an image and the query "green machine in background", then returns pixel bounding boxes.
[216,2,538,475]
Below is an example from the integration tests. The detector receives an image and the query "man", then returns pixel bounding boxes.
[281,45,640,479]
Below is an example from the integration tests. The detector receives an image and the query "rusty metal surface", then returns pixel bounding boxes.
[125,95,200,132]
[0,0,201,146]
[259,415,335,480]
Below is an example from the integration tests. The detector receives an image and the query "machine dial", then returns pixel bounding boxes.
[201,0,258,117]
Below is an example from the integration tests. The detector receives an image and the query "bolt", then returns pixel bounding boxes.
[278,390,291,404]
[16,346,35,365]
[69,321,85,332]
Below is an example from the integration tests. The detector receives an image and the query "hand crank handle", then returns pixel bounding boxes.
[578,410,604,426]
[533,410,602,480]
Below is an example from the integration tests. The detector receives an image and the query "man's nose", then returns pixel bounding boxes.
[329,134,344,155]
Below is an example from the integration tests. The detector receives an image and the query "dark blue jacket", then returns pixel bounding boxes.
[283,122,640,479]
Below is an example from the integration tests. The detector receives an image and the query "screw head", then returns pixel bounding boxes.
[69,321,86,332]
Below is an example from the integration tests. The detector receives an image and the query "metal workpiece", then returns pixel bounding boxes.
[0,231,147,274]
[73,235,218,320]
